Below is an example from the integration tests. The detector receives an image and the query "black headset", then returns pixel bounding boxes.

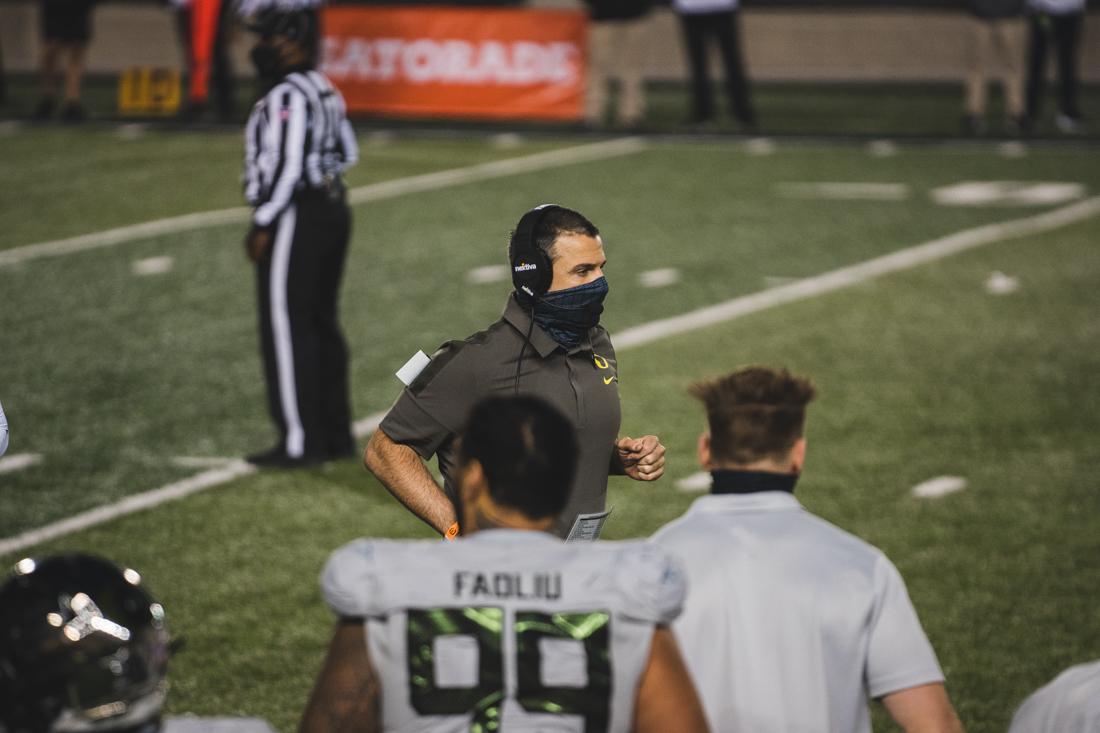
[509,204,563,307]
[509,204,563,394]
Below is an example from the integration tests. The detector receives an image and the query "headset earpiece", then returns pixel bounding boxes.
[509,204,561,306]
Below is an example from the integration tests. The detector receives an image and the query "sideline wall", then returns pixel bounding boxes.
[1,2,1098,82]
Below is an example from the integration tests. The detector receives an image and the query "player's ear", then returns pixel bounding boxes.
[790,437,807,474]
[458,459,487,503]
[697,432,712,470]
[458,459,489,532]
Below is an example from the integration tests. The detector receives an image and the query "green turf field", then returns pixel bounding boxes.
[1,127,1099,731]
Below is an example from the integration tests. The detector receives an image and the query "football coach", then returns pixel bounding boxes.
[365,204,666,539]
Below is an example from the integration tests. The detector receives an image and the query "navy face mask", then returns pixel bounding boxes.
[532,276,609,348]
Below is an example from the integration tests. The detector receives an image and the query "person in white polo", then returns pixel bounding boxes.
[652,366,964,732]
[1007,659,1100,732]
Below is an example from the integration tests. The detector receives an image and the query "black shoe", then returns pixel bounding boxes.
[961,114,984,137]
[33,96,56,120]
[245,446,325,469]
[60,102,86,123]
[683,116,716,133]
[1008,115,1033,137]
[179,101,208,123]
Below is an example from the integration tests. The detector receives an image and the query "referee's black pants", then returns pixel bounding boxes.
[678,10,756,127]
[1024,12,1083,121]
[256,190,354,461]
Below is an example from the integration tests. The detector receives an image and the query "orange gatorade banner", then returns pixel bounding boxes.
[320,6,587,121]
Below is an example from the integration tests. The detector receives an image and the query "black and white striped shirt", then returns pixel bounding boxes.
[243,69,358,228]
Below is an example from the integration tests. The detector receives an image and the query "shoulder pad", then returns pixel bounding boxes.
[612,542,687,624]
[321,539,384,618]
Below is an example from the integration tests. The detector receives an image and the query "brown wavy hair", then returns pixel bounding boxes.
[690,366,817,465]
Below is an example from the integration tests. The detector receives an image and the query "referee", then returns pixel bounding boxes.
[242,9,358,468]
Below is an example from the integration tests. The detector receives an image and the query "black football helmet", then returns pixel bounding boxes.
[0,554,169,733]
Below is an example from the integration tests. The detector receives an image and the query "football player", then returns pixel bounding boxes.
[0,554,170,733]
[0,554,277,733]
[302,395,708,732]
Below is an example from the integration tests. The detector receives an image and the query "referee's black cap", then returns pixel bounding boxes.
[246,8,311,41]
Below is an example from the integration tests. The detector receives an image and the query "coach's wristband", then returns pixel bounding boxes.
[444,522,460,541]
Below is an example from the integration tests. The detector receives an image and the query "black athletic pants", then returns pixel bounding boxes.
[678,10,756,126]
[1025,12,1083,120]
[256,191,354,461]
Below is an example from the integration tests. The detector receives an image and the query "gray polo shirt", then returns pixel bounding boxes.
[652,491,945,732]
[380,295,622,537]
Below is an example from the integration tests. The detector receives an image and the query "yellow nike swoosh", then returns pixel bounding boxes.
[603,376,616,385]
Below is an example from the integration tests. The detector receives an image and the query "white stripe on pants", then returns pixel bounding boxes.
[269,205,305,457]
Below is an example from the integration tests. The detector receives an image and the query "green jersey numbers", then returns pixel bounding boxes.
[406,607,612,732]
[323,536,687,731]
[408,607,505,730]
[516,611,611,731]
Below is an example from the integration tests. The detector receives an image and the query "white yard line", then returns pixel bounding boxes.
[638,268,681,288]
[0,138,647,270]
[0,453,43,474]
[2,194,1099,557]
[613,195,1100,349]
[912,476,968,499]
[675,471,712,493]
[0,461,256,556]
[776,182,911,201]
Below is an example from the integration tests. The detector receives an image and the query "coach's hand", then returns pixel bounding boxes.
[617,435,666,481]
[245,225,273,263]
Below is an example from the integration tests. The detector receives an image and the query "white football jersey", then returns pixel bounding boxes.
[1008,660,1100,733]
[652,492,944,733]
[163,717,277,733]
[322,529,686,733]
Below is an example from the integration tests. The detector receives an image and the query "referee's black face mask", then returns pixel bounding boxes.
[250,41,282,81]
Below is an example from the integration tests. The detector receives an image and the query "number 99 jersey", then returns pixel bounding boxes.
[321,530,687,733]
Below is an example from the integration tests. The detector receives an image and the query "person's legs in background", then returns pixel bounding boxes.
[34,39,62,119]
[210,0,235,122]
[714,8,755,129]
[615,18,649,127]
[679,13,715,125]
[36,0,92,122]
[585,21,615,127]
[60,41,88,121]
[1051,12,1083,130]
[964,17,993,134]
[1024,12,1050,126]
[993,17,1027,132]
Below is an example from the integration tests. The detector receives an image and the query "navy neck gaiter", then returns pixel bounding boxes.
[532,277,609,348]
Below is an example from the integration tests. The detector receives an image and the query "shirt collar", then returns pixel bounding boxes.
[711,469,799,495]
[502,295,595,357]
[687,490,804,515]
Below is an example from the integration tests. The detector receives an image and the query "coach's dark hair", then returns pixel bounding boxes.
[458,396,578,520]
[691,366,817,466]
[528,207,599,263]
